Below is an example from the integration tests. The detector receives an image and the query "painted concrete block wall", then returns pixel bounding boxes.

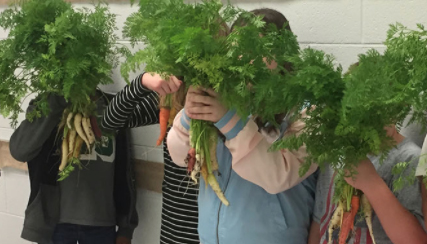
[1,1,427,243]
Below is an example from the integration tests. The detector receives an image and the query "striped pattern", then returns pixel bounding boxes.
[102,74,200,244]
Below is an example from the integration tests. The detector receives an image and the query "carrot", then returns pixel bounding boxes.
[74,113,90,151]
[209,131,218,171]
[191,160,201,184]
[187,148,196,173]
[207,173,229,206]
[73,135,84,159]
[200,163,208,188]
[339,195,360,244]
[66,112,74,129]
[59,133,69,171]
[57,109,69,136]
[90,115,102,139]
[82,117,95,144]
[328,202,344,244]
[68,129,77,154]
[361,194,376,244]
[157,107,170,146]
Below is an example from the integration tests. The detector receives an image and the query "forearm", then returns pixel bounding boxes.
[102,73,159,129]
[364,177,427,244]
[166,110,191,167]
[10,95,67,162]
[307,221,320,244]
[221,113,317,194]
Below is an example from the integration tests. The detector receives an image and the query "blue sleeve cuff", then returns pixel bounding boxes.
[180,109,190,131]
[214,110,236,129]
[223,118,247,140]
[214,110,247,140]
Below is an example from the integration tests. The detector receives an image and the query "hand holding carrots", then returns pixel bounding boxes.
[344,158,381,192]
[185,86,228,123]
[141,73,182,96]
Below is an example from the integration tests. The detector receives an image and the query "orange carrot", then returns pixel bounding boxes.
[339,195,360,244]
[156,107,170,146]
[187,148,196,173]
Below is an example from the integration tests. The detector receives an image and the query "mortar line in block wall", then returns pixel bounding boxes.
[0,211,25,219]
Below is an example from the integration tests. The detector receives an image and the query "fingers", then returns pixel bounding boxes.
[157,87,166,96]
[169,76,182,92]
[187,106,211,115]
[202,88,218,98]
[188,94,217,105]
[161,81,172,94]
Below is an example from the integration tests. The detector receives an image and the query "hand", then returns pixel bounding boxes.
[185,86,228,123]
[141,73,182,96]
[344,158,382,192]
[116,236,131,244]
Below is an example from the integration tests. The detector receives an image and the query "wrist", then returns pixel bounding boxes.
[214,110,247,140]
[361,175,387,197]
[140,72,147,87]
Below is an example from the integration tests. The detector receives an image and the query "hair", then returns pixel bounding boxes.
[231,8,292,132]
[231,8,292,33]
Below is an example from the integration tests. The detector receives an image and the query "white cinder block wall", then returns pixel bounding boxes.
[0,1,426,243]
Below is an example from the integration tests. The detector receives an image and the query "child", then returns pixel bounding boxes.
[9,92,137,244]
[309,124,427,244]
[167,9,318,244]
[102,73,202,243]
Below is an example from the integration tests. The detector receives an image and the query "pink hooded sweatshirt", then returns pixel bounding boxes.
[167,109,318,194]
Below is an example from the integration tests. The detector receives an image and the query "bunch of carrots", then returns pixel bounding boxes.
[328,180,376,244]
[57,109,100,181]
[156,88,229,206]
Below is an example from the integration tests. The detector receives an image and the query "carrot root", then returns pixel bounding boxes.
[207,173,229,206]
[328,202,344,244]
[74,113,91,152]
[72,135,84,159]
[59,133,69,171]
[157,107,171,146]
[338,195,360,244]
[361,194,376,244]
[90,116,102,139]
[82,117,95,144]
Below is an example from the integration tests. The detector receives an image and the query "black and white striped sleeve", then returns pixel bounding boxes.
[102,73,160,129]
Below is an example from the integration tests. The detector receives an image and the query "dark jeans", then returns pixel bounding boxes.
[46,223,116,244]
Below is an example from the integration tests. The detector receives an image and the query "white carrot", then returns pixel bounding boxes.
[361,194,376,244]
[73,135,84,159]
[68,129,77,154]
[66,112,74,129]
[82,117,95,144]
[74,113,90,151]
[59,135,69,171]
[208,174,229,206]
[191,160,200,184]
[328,201,344,244]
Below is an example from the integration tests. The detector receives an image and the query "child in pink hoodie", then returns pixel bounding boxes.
[167,8,319,244]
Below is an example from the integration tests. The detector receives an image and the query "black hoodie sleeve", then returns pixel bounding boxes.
[114,129,138,239]
[102,73,160,130]
[9,94,68,162]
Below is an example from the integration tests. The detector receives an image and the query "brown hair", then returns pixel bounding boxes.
[232,8,292,132]
[231,8,292,33]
